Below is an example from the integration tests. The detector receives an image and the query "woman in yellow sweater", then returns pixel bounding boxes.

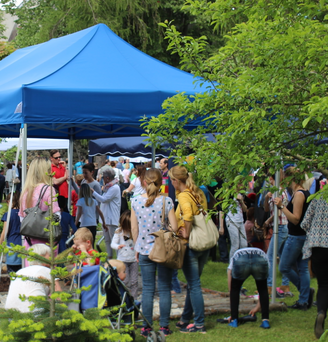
[169,165,209,334]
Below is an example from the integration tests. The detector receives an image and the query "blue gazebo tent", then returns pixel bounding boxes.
[0,23,211,139]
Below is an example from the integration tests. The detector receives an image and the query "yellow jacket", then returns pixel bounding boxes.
[176,189,208,231]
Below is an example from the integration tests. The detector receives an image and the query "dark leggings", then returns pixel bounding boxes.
[7,264,22,273]
[312,247,328,315]
[230,278,269,320]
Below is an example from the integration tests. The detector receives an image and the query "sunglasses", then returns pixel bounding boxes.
[53,156,61,160]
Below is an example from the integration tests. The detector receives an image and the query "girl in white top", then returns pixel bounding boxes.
[122,165,146,198]
[111,210,138,298]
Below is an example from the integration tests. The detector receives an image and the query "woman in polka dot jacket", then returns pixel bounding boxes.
[131,168,178,337]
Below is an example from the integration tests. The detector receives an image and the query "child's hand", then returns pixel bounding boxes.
[118,244,125,249]
[135,252,139,262]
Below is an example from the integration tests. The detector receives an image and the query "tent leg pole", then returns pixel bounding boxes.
[271,169,281,303]
[68,134,74,215]
[152,144,155,168]
[22,124,27,268]
[22,124,27,186]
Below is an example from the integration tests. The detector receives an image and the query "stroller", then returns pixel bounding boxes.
[66,234,166,342]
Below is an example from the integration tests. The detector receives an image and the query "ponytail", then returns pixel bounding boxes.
[144,168,162,207]
[169,165,203,202]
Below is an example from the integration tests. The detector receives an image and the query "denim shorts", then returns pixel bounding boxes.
[231,253,269,281]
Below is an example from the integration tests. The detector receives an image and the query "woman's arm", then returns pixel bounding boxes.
[70,178,79,193]
[75,206,82,226]
[123,183,135,194]
[92,189,114,203]
[237,194,247,212]
[274,191,305,225]
[168,208,178,232]
[131,208,139,243]
[181,220,192,239]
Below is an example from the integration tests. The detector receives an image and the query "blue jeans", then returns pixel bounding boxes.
[171,269,181,293]
[139,254,173,327]
[230,252,269,320]
[279,234,310,304]
[181,246,210,326]
[267,224,289,287]
[232,252,269,281]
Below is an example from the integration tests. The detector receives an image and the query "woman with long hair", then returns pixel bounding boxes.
[19,158,61,262]
[274,167,313,311]
[123,165,146,198]
[169,165,209,334]
[131,168,178,338]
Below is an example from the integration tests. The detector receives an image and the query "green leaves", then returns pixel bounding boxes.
[142,0,328,205]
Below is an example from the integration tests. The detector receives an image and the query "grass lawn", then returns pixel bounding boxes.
[133,260,320,342]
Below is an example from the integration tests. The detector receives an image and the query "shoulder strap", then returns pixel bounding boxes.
[187,192,201,206]
[36,185,50,208]
[161,196,166,226]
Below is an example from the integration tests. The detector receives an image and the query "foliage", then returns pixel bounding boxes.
[0,203,8,234]
[0,0,221,67]
[142,0,328,206]
[0,173,128,341]
[0,146,21,166]
[0,41,16,61]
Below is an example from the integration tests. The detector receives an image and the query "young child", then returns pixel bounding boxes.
[72,228,100,266]
[108,259,126,281]
[71,174,84,222]
[75,183,106,247]
[111,210,138,298]
[0,192,22,273]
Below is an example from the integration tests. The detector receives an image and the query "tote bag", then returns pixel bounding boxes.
[149,197,186,269]
[185,192,219,252]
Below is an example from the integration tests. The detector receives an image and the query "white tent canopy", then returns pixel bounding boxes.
[0,138,69,151]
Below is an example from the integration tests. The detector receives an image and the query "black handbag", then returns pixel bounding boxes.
[20,185,62,245]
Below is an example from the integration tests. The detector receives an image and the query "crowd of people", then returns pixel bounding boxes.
[1,152,327,340]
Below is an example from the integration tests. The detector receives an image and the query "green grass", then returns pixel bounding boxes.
[133,261,320,342]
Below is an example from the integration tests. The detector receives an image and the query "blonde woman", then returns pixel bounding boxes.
[169,165,209,334]
[131,168,177,338]
[19,158,61,263]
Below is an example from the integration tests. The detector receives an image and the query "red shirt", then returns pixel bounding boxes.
[51,163,68,198]
[75,249,100,266]
[71,190,78,217]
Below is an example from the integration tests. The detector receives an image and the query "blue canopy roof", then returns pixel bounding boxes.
[0,23,210,139]
[89,137,171,158]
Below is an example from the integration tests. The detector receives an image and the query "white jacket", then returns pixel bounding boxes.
[111,229,136,263]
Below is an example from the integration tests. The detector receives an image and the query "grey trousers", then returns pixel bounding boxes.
[226,219,247,261]
[103,224,118,258]
[124,261,139,299]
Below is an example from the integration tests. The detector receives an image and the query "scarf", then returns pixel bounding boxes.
[103,178,119,192]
